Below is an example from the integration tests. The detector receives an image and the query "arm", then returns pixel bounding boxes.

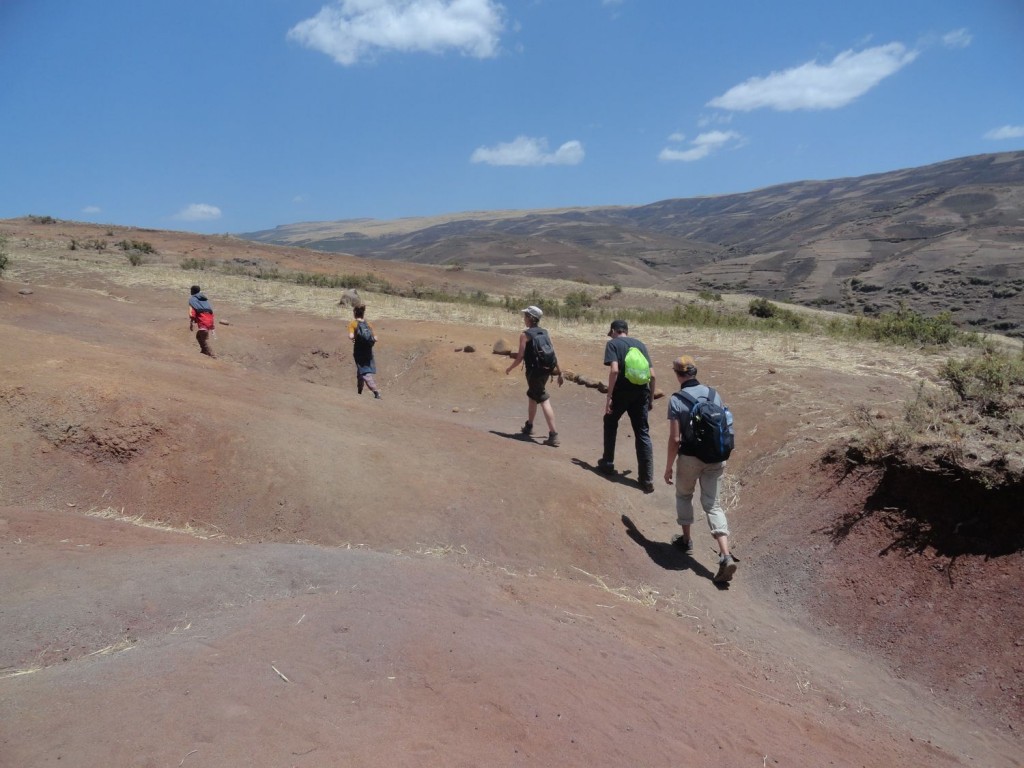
[605,360,619,414]
[664,415,680,484]
[505,333,528,375]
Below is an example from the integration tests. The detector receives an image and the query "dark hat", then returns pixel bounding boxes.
[607,319,628,337]
[190,285,201,295]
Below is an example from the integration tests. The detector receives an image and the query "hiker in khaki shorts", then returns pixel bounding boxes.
[664,354,737,584]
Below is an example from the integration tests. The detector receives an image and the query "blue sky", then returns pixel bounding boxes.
[1,0,1022,234]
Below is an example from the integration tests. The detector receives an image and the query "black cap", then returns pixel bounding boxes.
[608,319,628,337]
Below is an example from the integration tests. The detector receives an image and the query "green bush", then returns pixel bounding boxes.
[180,258,212,270]
[940,348,1024,416]
[28,215,57,224]
[117,239,156,254]
[698,289,722,302]
[126,252,144,267]
[748,298,776,318]
[0,235,8,277]
[855,304,965,346]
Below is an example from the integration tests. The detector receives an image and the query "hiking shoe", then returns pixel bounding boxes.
[373,392,382,400]
[596,458,615,475]
[640,480,655,494]
[672,535,695,555]
[543,432,560,447]
[520,421,533,436]
[713,554,738,584]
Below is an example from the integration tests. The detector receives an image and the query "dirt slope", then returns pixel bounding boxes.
[1,252,1022,767]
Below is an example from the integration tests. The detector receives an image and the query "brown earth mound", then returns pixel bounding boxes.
[1,229,1022,767]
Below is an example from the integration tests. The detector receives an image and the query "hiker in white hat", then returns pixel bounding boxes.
[505,305,563,447]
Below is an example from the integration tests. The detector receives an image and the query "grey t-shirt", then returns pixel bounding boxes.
[604,336,651,393]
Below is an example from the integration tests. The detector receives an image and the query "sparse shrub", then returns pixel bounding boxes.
[698,289,722,302]
[0,235,8,277]
[747,298,806,330]
[940,348,1024,417]
[126,252,144,267]
[563,289,593,318]
[748,298,776,318]
[117,239,156,254]
[70,238,107,251]
[28,215,57,224]
[181,258,212,270]
[612,284,622,294]
[865,305,963,346]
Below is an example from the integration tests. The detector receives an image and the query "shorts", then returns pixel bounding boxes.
[526,371,551,403]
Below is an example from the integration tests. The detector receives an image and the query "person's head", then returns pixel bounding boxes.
[190,285,201,296]
[521,305,543,326]
[353,303,366,319]
[607,319,628,337]
[672,355,698,381]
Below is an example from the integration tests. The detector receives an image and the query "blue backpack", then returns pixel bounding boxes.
[673,387,735,463]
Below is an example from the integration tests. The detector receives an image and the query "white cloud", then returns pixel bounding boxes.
[82,205,102,214]
[175,203,222,222]
[942,28,972,49]
[659,130,741,163]
[667,132,685,143]
[288,0,505,66]
[708,42,918,112]
[984,125,1024,140]
[471,136,584,166]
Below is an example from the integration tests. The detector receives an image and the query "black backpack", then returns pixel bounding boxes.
[355,320,375,346]
[673,386,735,463]
[525,327,557,375]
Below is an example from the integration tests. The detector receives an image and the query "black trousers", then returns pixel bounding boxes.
[602,388,653,483]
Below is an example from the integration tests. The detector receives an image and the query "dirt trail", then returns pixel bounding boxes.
[1,239,1021,767]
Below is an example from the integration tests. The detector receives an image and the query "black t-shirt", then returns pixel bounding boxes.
[604,336,651,393]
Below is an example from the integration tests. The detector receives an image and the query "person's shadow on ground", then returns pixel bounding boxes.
[621,514,720,584]
[489,429,537,443]
[571,458,635,486]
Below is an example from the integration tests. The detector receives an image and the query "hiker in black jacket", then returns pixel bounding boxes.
[505,305,563,447]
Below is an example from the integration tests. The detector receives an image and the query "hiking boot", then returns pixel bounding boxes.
[672,535,695,555]
[713,554,738,584]
[373,391,382,400]
[640,480,655,494]
[520,421,533,436]
[543,432,560,447]
[596,458,615,475]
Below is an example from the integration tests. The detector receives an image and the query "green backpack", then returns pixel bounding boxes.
[623,346,651,385]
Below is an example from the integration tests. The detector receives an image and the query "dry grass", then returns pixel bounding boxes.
[5,234,954,385]
[84,506,225,540]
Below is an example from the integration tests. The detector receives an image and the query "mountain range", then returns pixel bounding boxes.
[243,151,1024,337]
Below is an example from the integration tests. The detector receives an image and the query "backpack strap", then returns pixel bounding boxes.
[674,385,711,409]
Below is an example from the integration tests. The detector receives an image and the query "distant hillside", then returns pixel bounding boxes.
[243,151,1024,337]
